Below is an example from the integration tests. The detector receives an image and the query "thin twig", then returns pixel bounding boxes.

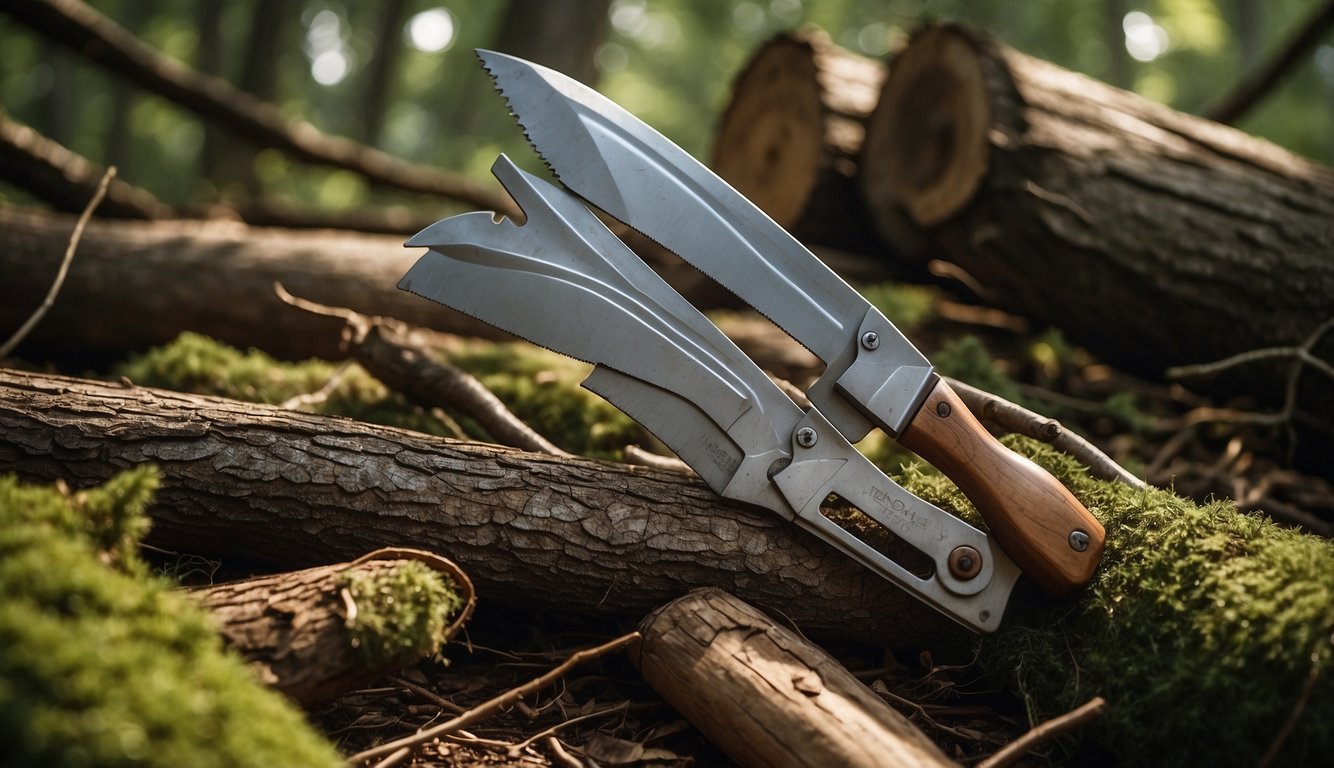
[544,736,585,768]
[621,444,691,473]
[346,632,640,765]
[947,377,1146,489]
[507,701,630,756]
[279,359,354,410]
[390,676,468,715]
[977,697,1106,768]
[0,165,114,359]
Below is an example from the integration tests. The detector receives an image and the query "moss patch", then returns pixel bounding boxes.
[896,439,1333,767]
[339,561,465,666]
[0,469,342,768]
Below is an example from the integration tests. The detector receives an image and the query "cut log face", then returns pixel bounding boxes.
[859,23,1334,407]
[712,29,887,253]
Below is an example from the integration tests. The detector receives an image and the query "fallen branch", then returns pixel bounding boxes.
[0,166,114,359]
[1206,0,1334,124]
[347,632,640,765]
[976,697,1106,768]
[2,0,515,215]
[273,283,568,456]
[191,548,475,707]
[634,588,956,768]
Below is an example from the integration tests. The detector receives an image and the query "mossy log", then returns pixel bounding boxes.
[712,28,886,256]
[634,588,956,768]
[191,548,474,707]
[0,468,343,768]
[0,368,953,645]
[860,24,1334,387]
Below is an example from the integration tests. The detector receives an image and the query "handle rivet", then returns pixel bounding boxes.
[936,401,952,418]
[860,331,880,350]
[947,545,982,580]
[795,426,818,448]
[1069,530,1090,552]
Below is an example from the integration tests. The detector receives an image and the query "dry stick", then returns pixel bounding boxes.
[3,0,515,216]
[1207,0,1334,124]
[976,697,1107,768]
[273,283,568,456]
[506,701,630,756]
[0,166,115,359]
[347,632,640,765]
[945,377,1146,490]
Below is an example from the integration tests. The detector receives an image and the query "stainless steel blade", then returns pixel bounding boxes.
[477,48,935,440]
[399,155,1018,633]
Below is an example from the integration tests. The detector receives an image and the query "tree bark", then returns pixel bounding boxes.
[0,369,953,646]
[0,206,810,366]
[712,29,887,256]
[860,24,1334,385]
[634,588,957,768]
[191,548,475,707]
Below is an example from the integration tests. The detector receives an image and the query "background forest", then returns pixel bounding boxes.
[2,0,1331,213]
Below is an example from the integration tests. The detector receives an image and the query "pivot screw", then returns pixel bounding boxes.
[936,401,952,418]
[860,331,880,350]
[948,545,982,580]
[795,426,818,448]
[1069,530,1090,552]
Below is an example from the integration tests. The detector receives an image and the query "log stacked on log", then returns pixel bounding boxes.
[712,28,886,254]
[859,24,1334,383]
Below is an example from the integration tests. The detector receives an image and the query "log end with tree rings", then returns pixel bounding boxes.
[712,32,826,228]
[862,24,992,231]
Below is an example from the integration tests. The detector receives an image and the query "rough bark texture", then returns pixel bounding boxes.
[634,588,957,768]
[860,24,1334,386]
[0,206,794,364]
[0,369,953,645]
[712,29,886,255]
[191,549,475,707]
[0,205,507,361]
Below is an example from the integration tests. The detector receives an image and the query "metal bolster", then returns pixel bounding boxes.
[833,308,937,438]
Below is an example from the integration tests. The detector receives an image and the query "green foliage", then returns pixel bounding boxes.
[896,439,1334,767]
[0,469,342,768]
[931,335,1028,407]
[858,282,936,332]
[339,562,464,666]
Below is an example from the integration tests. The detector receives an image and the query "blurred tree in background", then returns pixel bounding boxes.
[1,0,1330,213]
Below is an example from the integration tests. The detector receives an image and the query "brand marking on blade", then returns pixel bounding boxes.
[702,437,741,476]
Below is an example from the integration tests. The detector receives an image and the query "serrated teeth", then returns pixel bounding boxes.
[479,56,563,183]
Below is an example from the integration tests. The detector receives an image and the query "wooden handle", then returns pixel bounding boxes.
[898,378,1104,595]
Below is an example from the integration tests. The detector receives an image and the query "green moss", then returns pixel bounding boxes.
[338,561,465,666]
[0,470,342,768]
[114,332,641,458]
[858,282,937,332]
[931,335,1029,407]
[895,439,1334,767]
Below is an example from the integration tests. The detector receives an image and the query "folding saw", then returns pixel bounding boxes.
[398,51,1105,632]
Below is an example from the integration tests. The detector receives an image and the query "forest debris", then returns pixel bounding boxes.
[191,548,474,707]
[976,697,1106,768]
[633,588,957,768]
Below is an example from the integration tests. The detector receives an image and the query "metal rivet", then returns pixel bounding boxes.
[860,331,880,350]
[936,401,952,418]
[795,426,818,448]
[947,545,982,580]
[1069,530,1090,552]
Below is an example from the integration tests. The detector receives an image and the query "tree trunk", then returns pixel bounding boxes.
[0,206,809,367]
[712,29,887,256]
[191,548,475,707]
[859,24,1334,384]
[0,369,954,646]
[355,0,411,147]
[634,588,957,768]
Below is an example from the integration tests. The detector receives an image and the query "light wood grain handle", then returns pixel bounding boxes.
[898,378,1104,596]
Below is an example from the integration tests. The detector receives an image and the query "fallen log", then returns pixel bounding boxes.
[191,548,475,707]
[634,588,956,768]
[0,368,952,645]
[0,206,792,363]
[712,29,886,255]
[859,24,1334,386]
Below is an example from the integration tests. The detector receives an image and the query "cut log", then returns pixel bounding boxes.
[191,548,475,707]
[634,588,956,768]
[859,24,1334,386]
[0,369,953,646]
[712,29,886,255]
